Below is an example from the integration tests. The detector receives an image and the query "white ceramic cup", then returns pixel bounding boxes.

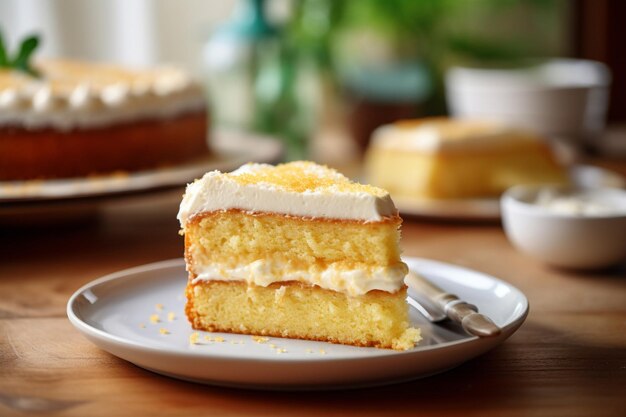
[446,59,611,145]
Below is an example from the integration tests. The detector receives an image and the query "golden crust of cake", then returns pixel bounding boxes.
[392,117,509,144]
[0,59,190,94]
[185,280,420,350]
[184,209,403,269]
[0,70,29,90]
[0,110,208,180]
[373,117,555,155]
[231,161,388,196]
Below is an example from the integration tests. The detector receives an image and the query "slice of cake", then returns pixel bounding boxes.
[0,59,208,180]
[178,161,420,350]
[365,118,569,200]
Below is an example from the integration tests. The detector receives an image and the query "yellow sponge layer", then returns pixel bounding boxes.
[186,210,402,268]
[186,280,421,350]
[366,145,568,199]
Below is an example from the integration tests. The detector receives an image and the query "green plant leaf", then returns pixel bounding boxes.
[11,35,40,76]
[0,30,8,67]
[446,34,529,65]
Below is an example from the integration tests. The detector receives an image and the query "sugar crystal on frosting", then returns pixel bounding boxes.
[230,161,387,196]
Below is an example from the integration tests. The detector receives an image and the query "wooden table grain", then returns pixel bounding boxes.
[1,189,625,417]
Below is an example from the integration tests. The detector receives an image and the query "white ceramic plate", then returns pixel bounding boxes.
[394,165,625,221]
[0,129,283,204]
[67,257,528,390]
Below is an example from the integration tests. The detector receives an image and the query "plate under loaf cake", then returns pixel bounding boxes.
[0,59,209,180]
[365,118,568,199]
[178,161,420,350]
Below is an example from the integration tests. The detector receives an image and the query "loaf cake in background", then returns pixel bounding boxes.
[364,118,568,200]
[178,161,420,350]
[0,59,209,180]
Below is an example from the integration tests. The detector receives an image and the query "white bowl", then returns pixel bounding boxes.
[501,185,626,269]
[446,59,611,144]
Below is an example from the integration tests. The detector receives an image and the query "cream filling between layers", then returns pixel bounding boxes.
[190,260,408,297]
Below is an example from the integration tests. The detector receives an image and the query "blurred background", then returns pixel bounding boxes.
[2,0,624,166]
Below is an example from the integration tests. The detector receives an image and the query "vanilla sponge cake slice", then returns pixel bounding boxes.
[365,118,568,199]
[178,161,420,350]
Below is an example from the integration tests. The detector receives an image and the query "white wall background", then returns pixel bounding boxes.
[0,0,264,74]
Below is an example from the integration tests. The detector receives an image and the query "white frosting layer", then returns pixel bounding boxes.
[178,162,398,224]
[0,62,206,131]
[191,260,408,296]
[371,119,539,153]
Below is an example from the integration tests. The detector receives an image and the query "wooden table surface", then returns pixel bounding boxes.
[1,184,625,417]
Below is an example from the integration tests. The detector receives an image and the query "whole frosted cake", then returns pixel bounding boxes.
[178,161,420,350]
[365,118,568,199]
[0,59,208,180]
